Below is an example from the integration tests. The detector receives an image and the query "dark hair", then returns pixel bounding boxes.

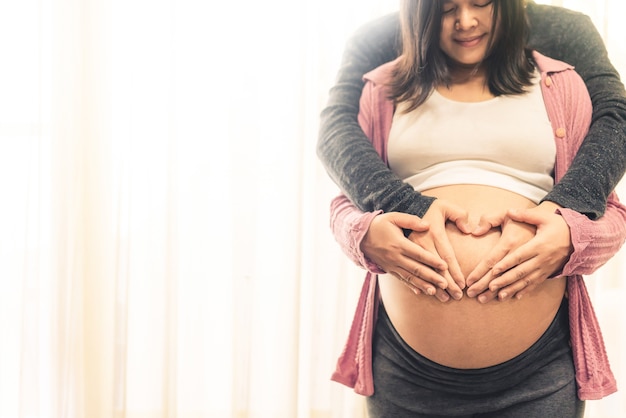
[390,0,535,111]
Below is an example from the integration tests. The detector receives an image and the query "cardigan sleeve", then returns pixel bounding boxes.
[329,194,384,273]
[559,196,626,276]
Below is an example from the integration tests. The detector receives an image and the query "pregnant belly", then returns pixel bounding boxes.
[378,185,567,368]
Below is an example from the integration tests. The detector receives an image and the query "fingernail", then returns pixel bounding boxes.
[427,287,436,296]
[499,292,508,300]
[478,294,488,303]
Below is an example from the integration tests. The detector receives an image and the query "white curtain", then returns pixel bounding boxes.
[0,1,624,417]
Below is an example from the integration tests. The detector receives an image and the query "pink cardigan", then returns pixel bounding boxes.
[330,52,626,400]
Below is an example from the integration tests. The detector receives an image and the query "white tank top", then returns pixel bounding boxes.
[387,74,555,204]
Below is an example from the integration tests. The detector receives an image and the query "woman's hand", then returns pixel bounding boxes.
[466,202,573,302]
[465,213,535,302]
[361,211,461,302]
[408,199,471,300]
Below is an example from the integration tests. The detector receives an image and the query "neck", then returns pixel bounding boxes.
[438,65,493,102]
[448,61,487,84]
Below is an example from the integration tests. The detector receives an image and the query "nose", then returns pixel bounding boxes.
[455,7,478,30]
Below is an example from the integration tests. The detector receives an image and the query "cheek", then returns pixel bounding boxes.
[439,20,455,42]
[439,25,454,52]
[440,19,454,35]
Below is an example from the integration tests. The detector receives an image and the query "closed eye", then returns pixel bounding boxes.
[442,5,456,14]
[441,0,455,14]
[475,0,493,8]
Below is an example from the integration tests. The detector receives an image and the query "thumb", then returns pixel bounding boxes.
[389,212,430,232]
[445,206,471,234]
[472,218,497,236]
[472,212,506,236]
[507,208,544,226]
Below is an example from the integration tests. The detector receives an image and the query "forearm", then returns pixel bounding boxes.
[528,6,626,218]
[321,6,626,219]
[543,82,626,219]
[317,13,435,217]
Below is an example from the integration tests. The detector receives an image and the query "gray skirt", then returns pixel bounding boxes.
[367,299,585,417]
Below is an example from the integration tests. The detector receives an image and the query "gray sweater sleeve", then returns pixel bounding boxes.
[527,4,626,219]
[317,4,626,220]
[316,13,435,217]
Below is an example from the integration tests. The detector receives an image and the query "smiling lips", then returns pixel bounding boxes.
[454,34,485,47]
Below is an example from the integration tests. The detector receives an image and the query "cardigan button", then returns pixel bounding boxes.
[556,127,566,138]
[545,77,553,87]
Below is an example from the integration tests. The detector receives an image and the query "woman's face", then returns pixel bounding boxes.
[438,0,495,68]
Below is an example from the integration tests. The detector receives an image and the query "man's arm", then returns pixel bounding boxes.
[527,3,626,219]
[316,13,435,217]
[317,6,626,219]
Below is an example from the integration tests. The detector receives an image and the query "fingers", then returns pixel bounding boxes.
[468,250,535,301]
[465,245,509,290]
[488,253,551,296]
[491,244,532,276]
[466,268,496,298]
[366,211,458,301]
[493,271,544,301]
[389,212,431,233]
[408,263,448,292]
[396,273,424,295]
[471,212,506,236]
[384,254,450,293]
[469,268,541,303]
[432,235,465,295]
[446,206,472,235]
[412,229,464,299]
[439,266,464,300]
[476,288,499,304]
[466,216,538,300]
[402,242,448,273]
[395,271,452,302]
[382,212,448,272]
[506,207,545,226]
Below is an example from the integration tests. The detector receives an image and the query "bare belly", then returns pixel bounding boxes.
[378,185,566,368]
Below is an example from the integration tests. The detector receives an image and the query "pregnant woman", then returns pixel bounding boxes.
[329,1,626,416]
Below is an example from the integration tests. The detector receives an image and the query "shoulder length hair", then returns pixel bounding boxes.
[390,0,535,112]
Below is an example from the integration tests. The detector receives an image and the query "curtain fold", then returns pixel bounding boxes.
[0,1,624,417]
